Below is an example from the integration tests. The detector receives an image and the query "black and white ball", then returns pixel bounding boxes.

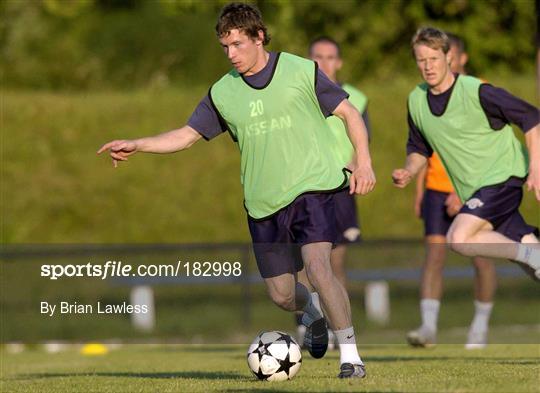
[247,331,302,381]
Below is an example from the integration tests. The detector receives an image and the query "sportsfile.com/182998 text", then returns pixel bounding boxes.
[40,261,242,280]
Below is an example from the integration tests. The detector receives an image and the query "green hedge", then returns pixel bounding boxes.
[1,0,536,89]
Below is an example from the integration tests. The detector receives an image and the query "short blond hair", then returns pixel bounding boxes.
[411,27,450,55]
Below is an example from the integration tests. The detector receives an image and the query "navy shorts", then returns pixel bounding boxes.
[459,177,539,242]
[421,189,454,236]
[247,192,337,278]
[334,188,361,244]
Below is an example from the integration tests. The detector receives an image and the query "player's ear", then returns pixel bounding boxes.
[336,57,343,71]
[255,30,265,46]
[445,51,452,66]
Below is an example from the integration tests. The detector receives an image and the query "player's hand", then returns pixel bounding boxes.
[97,139,138,168]
[392,168,412,188]
[349,163,376,195]
[444,192,462,217]
[526,165,540,202]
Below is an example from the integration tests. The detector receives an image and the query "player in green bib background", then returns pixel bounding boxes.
[407,34,497,350]
[295,36,370,349]
[309,36,369,286]
[392,27,540,288]
[98,2,375,379]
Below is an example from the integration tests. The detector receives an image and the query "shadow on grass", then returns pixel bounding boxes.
[364,355,454,362]
[364,355,540,365]
[223,391,404,393]
[13,371,248,380]
[146,346,243,353]
[492,359,539,365]
[223,390,307,393]
[230,353,527,363]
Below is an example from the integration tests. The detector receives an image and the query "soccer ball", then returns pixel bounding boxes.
[246,331,302,381]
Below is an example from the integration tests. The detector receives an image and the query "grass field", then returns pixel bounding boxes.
[2,74,539,393]
[2,342,539,392]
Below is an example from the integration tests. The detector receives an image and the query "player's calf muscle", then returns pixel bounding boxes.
[305,261,333,290]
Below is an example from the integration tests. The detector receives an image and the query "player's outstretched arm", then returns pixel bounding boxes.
[524,124,540,201]
[97,125,202,167]
[392,153,427,189]
[333,99,376,196]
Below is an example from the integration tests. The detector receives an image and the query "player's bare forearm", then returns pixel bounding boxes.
[392,153,427,188]
[339,101,371,165]
[404,153,428,177]
[97,125,202,167]
[524,124,540,200]
[135,126,202,154]
[333,99,375,195]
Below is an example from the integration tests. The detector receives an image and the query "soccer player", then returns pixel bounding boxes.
[408,33,497,349]
[392,28,540,312]
[98,3,375,379]
[295,36,370,348]
[310,36,370,289]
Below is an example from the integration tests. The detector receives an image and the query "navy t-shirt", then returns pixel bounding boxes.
[407,74,540,157]
[188,52,350,140]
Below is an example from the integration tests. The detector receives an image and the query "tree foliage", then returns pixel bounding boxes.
[1,0,536,89]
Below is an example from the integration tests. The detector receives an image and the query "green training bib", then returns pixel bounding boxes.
[408,75,528,201]
[210,52,347,219]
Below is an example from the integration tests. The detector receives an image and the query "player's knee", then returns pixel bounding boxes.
[446,229,458,244]
[425,245,446,268]
[269,289,295,311]
[447,227,467,245]
[447,231,475,256]
[449,242,475,256]
[521,233,539,244]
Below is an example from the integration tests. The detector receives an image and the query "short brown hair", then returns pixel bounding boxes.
[446,32,466,54]
[309,36,341,57]
[411,27,450,55]
[216,2,271,45]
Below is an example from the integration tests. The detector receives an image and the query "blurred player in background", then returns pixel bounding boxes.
[296,36,370,349]
[409,33,497,349]
[99,2,375,379]
[393,28,540,333]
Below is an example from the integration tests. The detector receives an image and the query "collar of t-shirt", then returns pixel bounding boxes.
[426,73,460,116]
[241,51,278,88]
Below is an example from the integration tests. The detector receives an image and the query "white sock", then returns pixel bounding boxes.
[302,292,322,325]
[334,326,363,365]
[469,301,493,334]
[420,299,440,333]
[516,245,540,268]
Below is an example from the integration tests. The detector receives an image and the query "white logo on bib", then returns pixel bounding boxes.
[465,198,484,210]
